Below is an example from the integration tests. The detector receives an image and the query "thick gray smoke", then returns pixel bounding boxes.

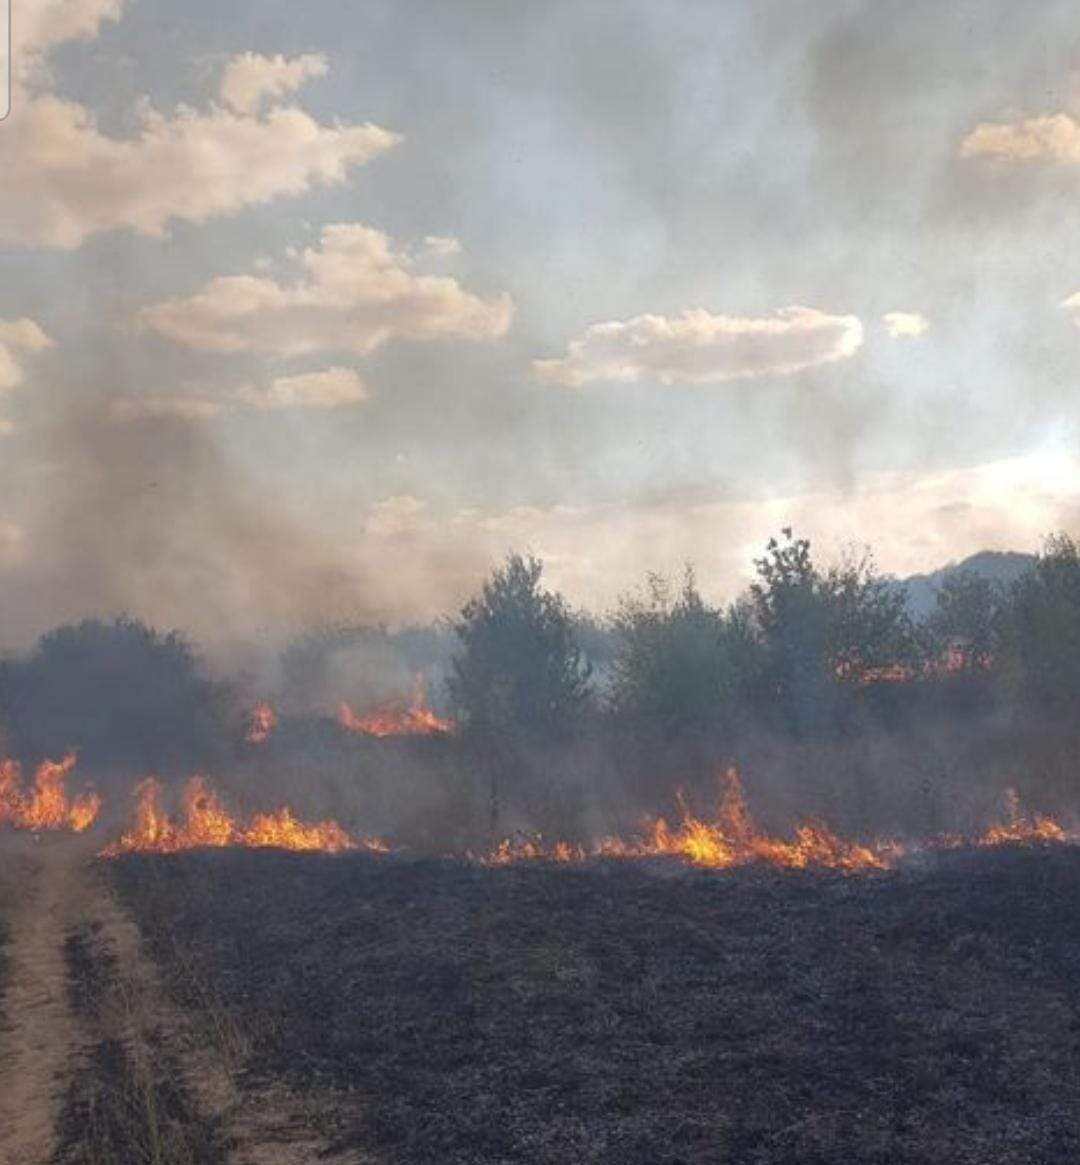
[0,408,376,656]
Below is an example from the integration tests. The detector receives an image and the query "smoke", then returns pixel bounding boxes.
[0,407,377,654]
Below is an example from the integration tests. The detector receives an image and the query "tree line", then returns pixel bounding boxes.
[449,530,1080,740]
[2,529,1080,768]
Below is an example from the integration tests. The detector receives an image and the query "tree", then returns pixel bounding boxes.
[1,617,232,770]
[448,554,591,736]
[824,548,918,678]
[749,530,917,735]
[923,569,998,669]
[610,567,763,734]
[749,530,832,735]
[997,534,1080,717]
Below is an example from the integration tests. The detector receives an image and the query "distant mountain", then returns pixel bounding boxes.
[900,551,1036,618]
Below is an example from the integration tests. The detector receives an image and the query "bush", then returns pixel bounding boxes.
[1,617,232,771]
[610,568,763,735]
[448,554,591,737]
[997,534,1080,718]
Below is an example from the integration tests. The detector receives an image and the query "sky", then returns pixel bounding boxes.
[1,0,1080,652]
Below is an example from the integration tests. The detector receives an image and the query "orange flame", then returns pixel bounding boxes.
[480,769,894,873]
[0,754,100,833]
[101,776,372,857]
[338,678,453,738]
[245,702,277,745]
[978,788,1067,847]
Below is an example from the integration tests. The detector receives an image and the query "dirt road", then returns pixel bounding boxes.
[0,836,92,1165]
[0,835,363,1164]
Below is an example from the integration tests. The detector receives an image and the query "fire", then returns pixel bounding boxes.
[0,754,101,833]
[246,702,277,745]
[338,678,453,738]
[243,807,364,853]
[480,769,893,873]
[101,776,369,857]
[632,770,892,872]
[978,788,1067,847]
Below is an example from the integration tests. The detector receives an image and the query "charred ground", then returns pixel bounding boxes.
[110,845,1080,1165]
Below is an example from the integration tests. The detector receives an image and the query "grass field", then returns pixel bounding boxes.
[108,844,1080,1165]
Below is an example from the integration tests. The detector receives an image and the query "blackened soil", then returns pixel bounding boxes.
[111,847,1080,1164]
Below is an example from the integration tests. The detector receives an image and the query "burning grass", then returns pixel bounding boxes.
[91,763,1075,875]
[0,755,100,834]
[99,776,376,857]
[477,773,1067,873]
[110,844,1080,1164]
[338,679,453,738]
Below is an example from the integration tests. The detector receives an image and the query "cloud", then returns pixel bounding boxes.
[220,52,329,115]
[423,235,463,257]
[882,311,929,339]
[0,27,398,248]
[111,366,370,420]
[140,224,514,355]
[960,112,1080,163]
[533,306,864,388]
[0,318,55,390]
[241,366,370,410]
[14,0,124,84]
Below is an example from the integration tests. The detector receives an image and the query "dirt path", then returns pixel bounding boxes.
[0,838,365,1164]
[0,836,93,1165]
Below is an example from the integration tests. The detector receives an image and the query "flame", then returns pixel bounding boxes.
[101,776,370,857]
[0,754,101,833]
[978,788,1067,847]
[242,807,361,853]
[245,702,277,745]
[338,678,453,738]
[479,769,893,873]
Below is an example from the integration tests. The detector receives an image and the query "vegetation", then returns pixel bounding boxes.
[448,553,592,736]
[0,530,1079,795]
[0,616,232,772]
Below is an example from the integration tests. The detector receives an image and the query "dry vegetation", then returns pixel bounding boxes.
[110,844,1080,1165]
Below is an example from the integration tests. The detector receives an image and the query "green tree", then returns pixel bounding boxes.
[997,534,1080,716]
[749,530,917,734]
[824,548,919,678]
[610,567,763,734]
[2,617,232,770]
[923,569,998,669]
[448,554,591,736]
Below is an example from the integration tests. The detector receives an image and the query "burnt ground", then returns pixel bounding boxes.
[110,846,1080,1165]
[54,921,230,1165]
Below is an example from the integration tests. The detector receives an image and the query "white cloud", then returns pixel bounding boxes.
[423,235,463,257]
[960,112,1080,163]
[241,366,370,410]
[110,366,370,421]
[0,318,55,390]
[14,0,124,85]
[220,52,329,115]
[1,22,399,248]
[882,311,929,339]
[533,306,864,388]
[140,224,514,356]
